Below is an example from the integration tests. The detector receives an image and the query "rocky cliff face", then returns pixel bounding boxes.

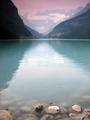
[48,10,90,39]
[0,0,34,39]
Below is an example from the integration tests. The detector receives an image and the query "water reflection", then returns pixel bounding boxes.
[0,41,33,91]
[49,40,90,74]
[0,40,90,106]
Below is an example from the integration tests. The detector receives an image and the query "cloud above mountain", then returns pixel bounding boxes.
[21,7,83,33]
[12,0,90,33]
[22,11,69,33]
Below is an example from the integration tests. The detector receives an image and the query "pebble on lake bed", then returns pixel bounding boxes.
[17,114,39,120]
[72,105,82,112]
[46,106,60,114]
[87,109,90,118]
[69,113,77,118]
[0,110,13,120]
[70,113,88,120]
[55,115,62,120]
[35,104,44,113]
[40,114,54,120]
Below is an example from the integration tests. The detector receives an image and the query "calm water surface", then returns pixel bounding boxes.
[0,40,90,110]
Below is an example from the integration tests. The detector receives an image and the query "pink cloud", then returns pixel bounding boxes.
[25,11,69,23]
[49,13,69,23]
[12,0,90,15]
[27,15,49,21]
[12,0,90,33]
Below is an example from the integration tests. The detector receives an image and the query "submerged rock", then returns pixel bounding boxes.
[47,102,55,106]
[84,118,90,120]
[72,105,82,112]
[40,114,54,120]
[55,115,62,120]
[46,106,60,114]
[17,114,38,120]
[26,114,38,120]
[0,110,13,120]
[35,104,44,113]
[87,109,90,118]
[71,113,87,120]
[69,113,77,118]
[60,107,68,114]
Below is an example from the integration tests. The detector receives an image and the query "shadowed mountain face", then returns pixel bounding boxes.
[0,41,33,91]
[48,10,90,39]
[25,25,43,38]
[0,0,34,39]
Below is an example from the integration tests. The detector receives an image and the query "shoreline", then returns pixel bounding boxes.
[0,102,90,120]
[0,38,90,41]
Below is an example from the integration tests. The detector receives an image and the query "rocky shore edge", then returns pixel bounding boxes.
[0,103,90,120]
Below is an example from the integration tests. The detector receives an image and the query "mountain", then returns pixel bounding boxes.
[25,25,42,38]
[48,10,90,39]
[73,3,90,17]
[0,0,34,39]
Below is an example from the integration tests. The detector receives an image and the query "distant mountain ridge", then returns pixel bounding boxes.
[0,0,34,39]
[48,10,90,39]
[25,25,43,38]
[73,3,90,18]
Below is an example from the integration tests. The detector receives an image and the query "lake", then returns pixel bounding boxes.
[0,40,90,113]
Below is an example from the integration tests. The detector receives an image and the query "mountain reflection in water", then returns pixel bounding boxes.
[0,40,90,106]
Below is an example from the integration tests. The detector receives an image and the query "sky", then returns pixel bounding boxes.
[12,0,90,33]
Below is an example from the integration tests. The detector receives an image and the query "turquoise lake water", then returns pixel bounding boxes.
[0,40,90,109]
